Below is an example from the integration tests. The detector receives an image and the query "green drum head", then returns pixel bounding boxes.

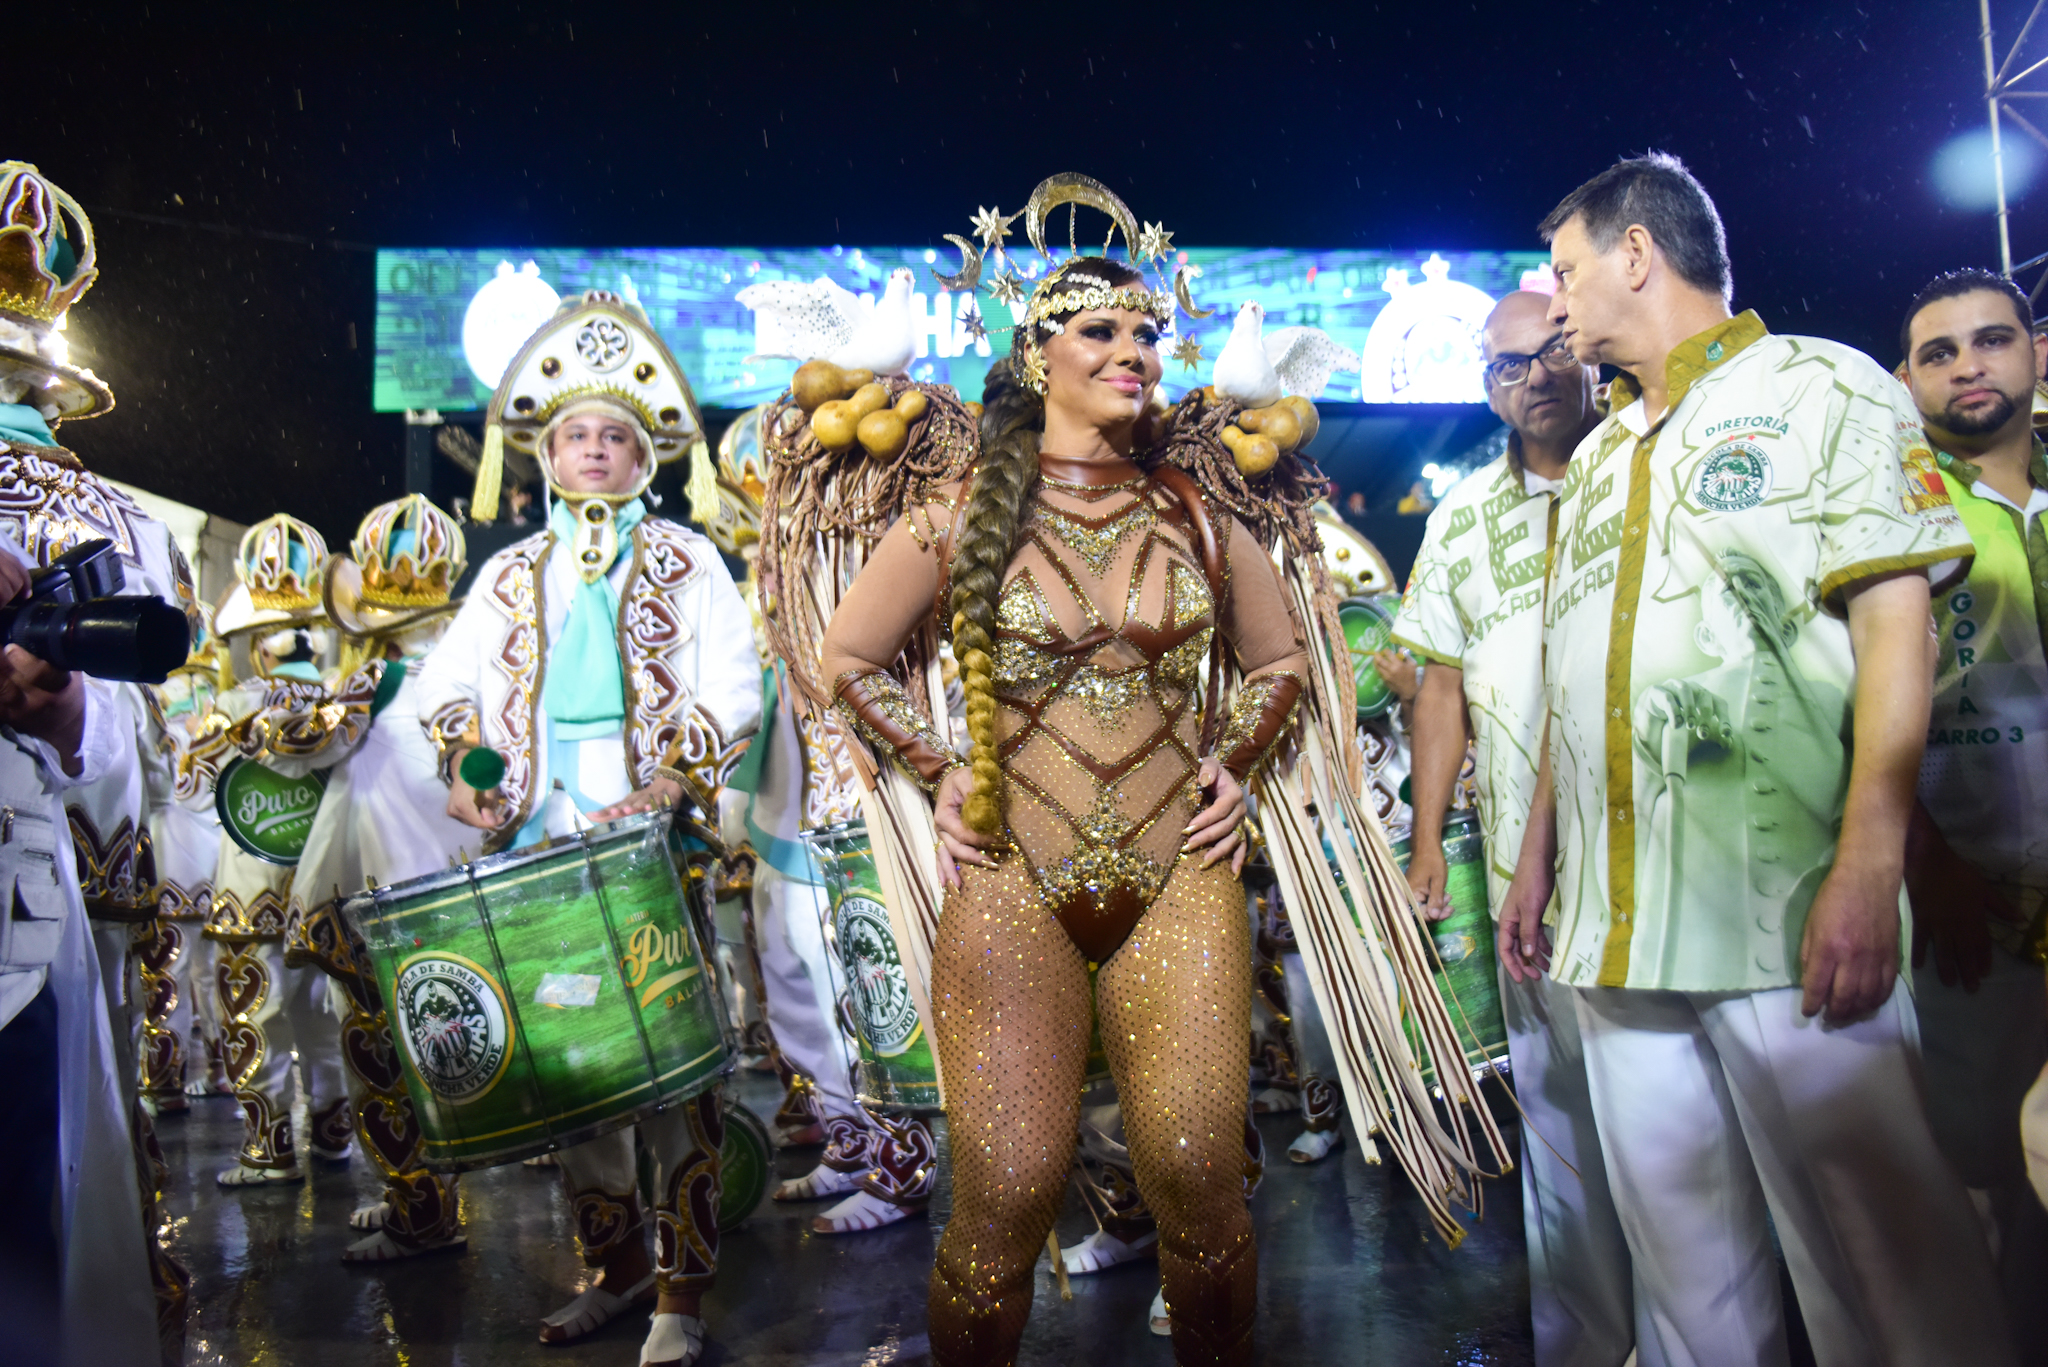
[716,1100,772,1231]
[1338,596,1399,720]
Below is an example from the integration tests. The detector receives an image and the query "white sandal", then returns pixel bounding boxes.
[1148,1287,1172,1336]
[811,1189,911,1235]
[1288,1129,1341,1164]
[537,1271,656,1344]
[774,1162,860,1202]
[1252,1087,1301,1114]
[1062,1228,1158,1275]
[640,1312,708,1366]
[216,1162,302,1187]
[349,1200,389,1231]
[340,1228,467,1263]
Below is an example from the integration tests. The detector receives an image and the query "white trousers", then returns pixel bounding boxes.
[1912,950,2048,1360]
[1504,968,1639,1367]
[752,861,860,1120]
[1572,981,2015,1367]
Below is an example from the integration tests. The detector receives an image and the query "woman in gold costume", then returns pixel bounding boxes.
[819,255,1306,1367]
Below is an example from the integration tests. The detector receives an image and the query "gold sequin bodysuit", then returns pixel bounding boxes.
[821,458,1305,1367]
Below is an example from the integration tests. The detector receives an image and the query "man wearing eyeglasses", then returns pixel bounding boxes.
[1391,289,1638,1366]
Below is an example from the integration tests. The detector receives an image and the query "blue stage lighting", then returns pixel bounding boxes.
[1932,127,2043,210]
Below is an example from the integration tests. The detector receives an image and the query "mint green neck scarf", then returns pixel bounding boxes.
[542,497,645,737]
[0,403,56,447]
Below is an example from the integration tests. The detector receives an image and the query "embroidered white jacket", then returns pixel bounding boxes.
[414,516,762,850]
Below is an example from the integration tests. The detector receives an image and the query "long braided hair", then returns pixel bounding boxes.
[949,255,1148,834]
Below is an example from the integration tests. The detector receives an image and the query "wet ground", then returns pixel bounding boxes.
[160,1071,1537,1366]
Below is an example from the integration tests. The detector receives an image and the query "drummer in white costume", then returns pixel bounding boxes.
[416,291,761,1367]
[204,515,353,1185]
[692,408,937,1235]
[241,495,473,1261]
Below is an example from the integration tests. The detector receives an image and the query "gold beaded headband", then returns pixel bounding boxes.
[931,172,1211,394]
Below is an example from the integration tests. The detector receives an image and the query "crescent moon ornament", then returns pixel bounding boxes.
[1024,173,1140,263]
[931,234,983,292]
[1175,267,1215,320]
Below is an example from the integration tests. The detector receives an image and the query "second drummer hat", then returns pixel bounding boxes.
[324,494,468,638]
[215,513,330,637]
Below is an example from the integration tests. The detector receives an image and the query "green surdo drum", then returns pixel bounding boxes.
[344,811,734,1172]
[1338,595,1399,720]
[1390,810,1508,1087]
[804,821,941,1114]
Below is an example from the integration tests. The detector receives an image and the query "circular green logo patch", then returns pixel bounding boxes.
[833,895,920,1055]
[215,757,328,865]
[392,953,513,1102]
[1695,441,1774,512]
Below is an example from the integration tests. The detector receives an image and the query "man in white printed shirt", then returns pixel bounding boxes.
[1502,151,2012,1365]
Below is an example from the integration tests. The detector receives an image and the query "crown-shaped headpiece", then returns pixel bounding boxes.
[353,494,466,608]
[238,514,328,613]
[929,173,1204,394]
[0,163,113,425]
[0,164,95,327]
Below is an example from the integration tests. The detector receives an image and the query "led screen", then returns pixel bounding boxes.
[374,245,1553,413]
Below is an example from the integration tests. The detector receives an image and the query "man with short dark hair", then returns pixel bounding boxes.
[1900,268,2048,1359]
[1503,151,2013,1364]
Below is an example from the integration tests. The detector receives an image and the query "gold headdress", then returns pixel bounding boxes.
[928,173,1204,395]
[473,290,707,523]
[687,402,769,556]
[0,162,113,424]
[324,494,468,639]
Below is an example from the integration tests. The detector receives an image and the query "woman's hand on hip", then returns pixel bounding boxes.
[933,765,997,889]
[1184,758,1250,874]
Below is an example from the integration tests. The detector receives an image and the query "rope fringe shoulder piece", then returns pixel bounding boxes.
[757,375,977,1108]
[1153,391,1515,1244]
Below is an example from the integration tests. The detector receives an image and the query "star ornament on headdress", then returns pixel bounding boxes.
[986,271,1027,307]
[1136,221,1175,265]
[959,304,989,344]
[1171,334,1206,374]
[970,205,1019,252]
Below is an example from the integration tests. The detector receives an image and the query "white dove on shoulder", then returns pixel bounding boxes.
[736,267,919,377]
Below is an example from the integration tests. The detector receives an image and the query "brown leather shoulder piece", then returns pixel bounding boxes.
[931,485,971,627]
[1149,463,1226,610]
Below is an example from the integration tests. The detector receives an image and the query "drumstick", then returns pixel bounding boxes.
[1047,1229,1072,1301]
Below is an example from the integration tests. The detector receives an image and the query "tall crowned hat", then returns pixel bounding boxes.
[686,401,769,555]
[215,513,330,637]
[324,494,468,637]
[472,289,707,523]
[927,172,1201,396]
[0,162,113,425]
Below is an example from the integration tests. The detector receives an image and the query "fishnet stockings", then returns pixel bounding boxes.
[928,852,1256,1367]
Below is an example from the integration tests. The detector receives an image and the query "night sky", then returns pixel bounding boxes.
[13,1,2027,546]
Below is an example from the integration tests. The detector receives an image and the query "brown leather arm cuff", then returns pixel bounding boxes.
[1217,671,1303,782]
[832,667,960,792]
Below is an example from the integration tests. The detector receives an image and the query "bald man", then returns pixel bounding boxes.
[1392,291,1640,1365]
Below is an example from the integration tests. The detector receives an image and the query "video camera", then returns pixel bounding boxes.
[0,539,190,684]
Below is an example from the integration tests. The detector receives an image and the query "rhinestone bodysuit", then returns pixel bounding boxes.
[817,458,1306,1367]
